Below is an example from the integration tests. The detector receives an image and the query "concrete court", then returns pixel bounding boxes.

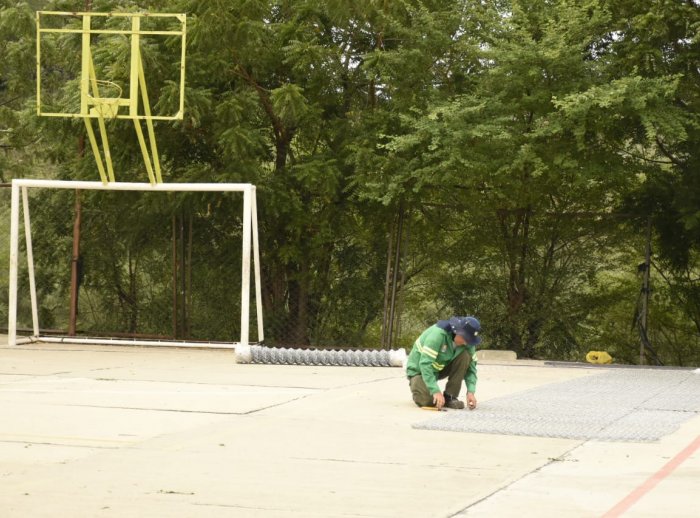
[0,337,698,518]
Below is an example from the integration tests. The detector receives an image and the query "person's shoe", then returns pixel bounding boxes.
[444,392,465,409]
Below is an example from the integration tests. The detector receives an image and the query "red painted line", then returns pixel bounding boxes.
[602,435,700,518]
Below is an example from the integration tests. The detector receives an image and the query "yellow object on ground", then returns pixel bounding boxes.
[586,351,613,364]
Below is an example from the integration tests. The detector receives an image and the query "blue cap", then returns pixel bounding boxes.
[448,316,481,345]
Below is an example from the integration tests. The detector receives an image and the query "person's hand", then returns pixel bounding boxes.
[433,392,445,410]
[467,392,477,410]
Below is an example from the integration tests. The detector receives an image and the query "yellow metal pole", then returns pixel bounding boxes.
[136,47,162,183]
[87,52,102,99]
[38,11,185,19]
[87,57,115,182]
[129,15,157,184]
[80,15,91,116]
[133,120,157,184]
[83,119,109,184]
[179,14,187,118]
[79,15,111,183]
[96,116,116,183]
[129,16,140,118]
[36,12,41,116]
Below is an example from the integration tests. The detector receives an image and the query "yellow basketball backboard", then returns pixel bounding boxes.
[36,11,187,184]
[36,11,186,121]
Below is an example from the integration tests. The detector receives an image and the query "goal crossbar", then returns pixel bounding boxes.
[7,179,264,349]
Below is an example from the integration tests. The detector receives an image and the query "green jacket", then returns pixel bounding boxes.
[406,324,478,395]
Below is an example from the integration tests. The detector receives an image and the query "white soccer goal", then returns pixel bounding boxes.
[7,179,263,352]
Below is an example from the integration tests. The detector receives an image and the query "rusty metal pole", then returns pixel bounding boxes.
[68,0,91,336]
[69,2,92,335]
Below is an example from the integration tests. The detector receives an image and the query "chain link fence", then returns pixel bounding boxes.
[4,182,694,364]
[0,185,393,348]
[0,185,13,333]
[1,186,249,341]
[0,185,36,335]
[0,181,640,355]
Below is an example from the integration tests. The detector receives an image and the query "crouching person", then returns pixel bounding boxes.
[407,316,481,410]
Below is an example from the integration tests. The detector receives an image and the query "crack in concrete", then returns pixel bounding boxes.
[193,501,377,516]
[56,404,246,415]
[0,439,123,450]
[447,441,584,518]
[289,456,499,471]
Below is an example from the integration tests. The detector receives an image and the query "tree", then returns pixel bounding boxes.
[354,0,646,358]
[2,0,697,363]
[555,0,700,363]
[181,0,480,345]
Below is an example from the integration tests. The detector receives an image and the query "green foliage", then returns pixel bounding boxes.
[565,0,700,364]
[0,0,698,365]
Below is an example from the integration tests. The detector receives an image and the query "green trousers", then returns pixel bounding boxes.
[408,349,471,407]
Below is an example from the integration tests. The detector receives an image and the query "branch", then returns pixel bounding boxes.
[0,95,23,108]
[616,146,674,165]
[654,136,686,167]
[230,55,284,142]
[0,135,43,149]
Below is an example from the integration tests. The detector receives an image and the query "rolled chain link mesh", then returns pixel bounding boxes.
[246,345,403,367]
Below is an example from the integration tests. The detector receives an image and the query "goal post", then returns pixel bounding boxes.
[7,179,263,350]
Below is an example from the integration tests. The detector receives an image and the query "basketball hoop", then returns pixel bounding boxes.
[87,80,122,119]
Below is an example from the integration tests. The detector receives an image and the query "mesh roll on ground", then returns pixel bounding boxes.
[249,345,396,367]
[414,368,700,442]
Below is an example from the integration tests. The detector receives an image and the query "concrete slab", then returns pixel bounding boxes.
[457,420,700,517]
[476,349,517,362]
[0,336,698,517]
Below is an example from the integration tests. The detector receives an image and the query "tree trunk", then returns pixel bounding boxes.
[172,215,177,338]
[294,260,310,345]
[128,252,138,333]
[499,208,531,356]
[68,189,82,335]
[275,129,292,173]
